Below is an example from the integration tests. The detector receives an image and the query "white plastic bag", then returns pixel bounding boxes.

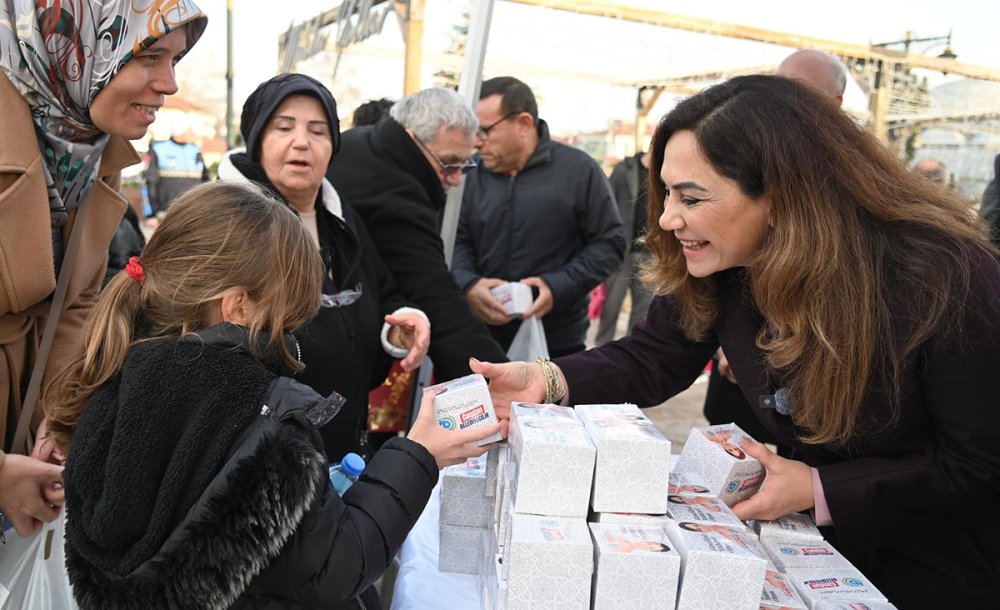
[506,315,549,362]
[0,513,77,609]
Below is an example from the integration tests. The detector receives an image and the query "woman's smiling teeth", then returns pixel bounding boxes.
[680,240,707,250]
[133,103,158,117]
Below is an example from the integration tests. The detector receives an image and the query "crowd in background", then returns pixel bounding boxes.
[1,1,998,608]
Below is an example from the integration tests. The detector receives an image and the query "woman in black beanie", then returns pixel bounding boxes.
[221,73,429,463]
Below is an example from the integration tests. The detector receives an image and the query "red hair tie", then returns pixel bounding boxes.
[125,256,145,284]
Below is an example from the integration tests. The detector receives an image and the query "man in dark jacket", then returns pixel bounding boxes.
[454,76,625,357]
[328,88,508,382]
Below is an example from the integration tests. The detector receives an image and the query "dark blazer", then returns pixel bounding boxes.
[328,119,507,381]
[557,258,1000,609]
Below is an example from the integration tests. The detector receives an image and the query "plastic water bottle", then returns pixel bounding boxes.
[329,452,365,495]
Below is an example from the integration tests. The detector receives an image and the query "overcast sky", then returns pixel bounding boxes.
[180,0,1000,133]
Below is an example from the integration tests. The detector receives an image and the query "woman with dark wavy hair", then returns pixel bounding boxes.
[473,74,1000,608]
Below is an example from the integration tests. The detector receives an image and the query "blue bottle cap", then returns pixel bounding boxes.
[341,452,365,477]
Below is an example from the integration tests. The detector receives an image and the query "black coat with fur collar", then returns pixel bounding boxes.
[64,325,439,609]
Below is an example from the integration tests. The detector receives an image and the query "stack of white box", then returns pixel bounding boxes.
[589,522,681,609]
[505,515,594,609]
[438,455,491,574]
[664,494,746,529]
[760,539,892,608]
[576,404,673,514]
[485,403,597,609]
[752,512,824,542]
[665,518,768,609]
[813,602,899,609]
[507,403,597,518]
[469,409,898,609]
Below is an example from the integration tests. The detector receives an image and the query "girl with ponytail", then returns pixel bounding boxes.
[47,181,501,609]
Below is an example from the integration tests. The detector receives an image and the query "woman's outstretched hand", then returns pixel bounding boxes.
[407,389,508,469]
[468,358,547,420]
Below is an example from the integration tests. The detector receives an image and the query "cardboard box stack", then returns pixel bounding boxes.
[426,373,503,446]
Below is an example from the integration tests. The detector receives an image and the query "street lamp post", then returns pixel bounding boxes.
[868,31,957,142]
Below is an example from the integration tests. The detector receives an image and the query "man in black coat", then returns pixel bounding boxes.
[328,88,507,381]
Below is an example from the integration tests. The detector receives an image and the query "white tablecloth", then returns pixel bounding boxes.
[390,482,482,610]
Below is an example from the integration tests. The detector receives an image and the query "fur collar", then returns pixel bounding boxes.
[65,341,328,609]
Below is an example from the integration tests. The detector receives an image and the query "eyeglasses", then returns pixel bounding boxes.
[321,283,363,308]
[413,135,477,178]
[476,111,519,141]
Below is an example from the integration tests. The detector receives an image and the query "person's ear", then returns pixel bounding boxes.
[219,288,255,325]
[516,112,535,132]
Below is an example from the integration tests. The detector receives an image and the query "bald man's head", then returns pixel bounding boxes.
[777,49,847,106]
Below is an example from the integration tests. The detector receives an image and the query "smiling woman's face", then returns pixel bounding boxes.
[259,94,333,210]
[657,129,771,278]
[89,27,188,140]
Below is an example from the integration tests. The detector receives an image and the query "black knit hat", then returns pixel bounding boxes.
[240,73,341,163]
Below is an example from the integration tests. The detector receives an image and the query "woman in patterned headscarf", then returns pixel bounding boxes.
[0,1,206,537]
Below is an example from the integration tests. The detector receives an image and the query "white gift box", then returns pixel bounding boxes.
[761,569,809,609]
[490,282,534,317]
[506,515,593,610]
[589,523,681,610]
[668,471,715,497]
[592,512,672,527]
[785,568,889,608]
[485,442,509,499]
[575,403,672,514]
[439,524,487,575]
[665,518,768,610]
[761,539,853,572]
[752,512,824,542]
[674,423,765,506]
[664,494,748,529]
[813,601,898,610]
[508,403,596,518]
[440,456,491,527]
[426,373,503,446]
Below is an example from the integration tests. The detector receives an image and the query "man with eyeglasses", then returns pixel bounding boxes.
[328,88,508,382]
[453,76,625,358]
